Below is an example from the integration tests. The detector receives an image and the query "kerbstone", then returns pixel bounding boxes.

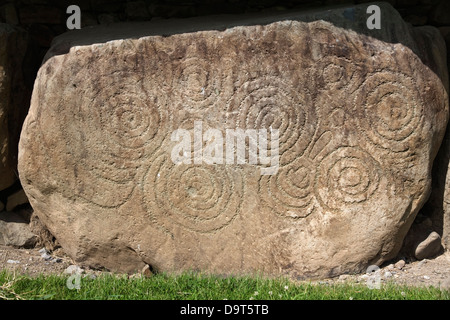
[18,5,449,277]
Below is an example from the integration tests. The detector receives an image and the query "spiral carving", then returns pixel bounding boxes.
[227,75,317,166]
[142,154,244,234]
[354,71,424,154]
[315,146,381,210]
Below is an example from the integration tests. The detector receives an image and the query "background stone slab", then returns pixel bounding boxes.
[1,24,19,192]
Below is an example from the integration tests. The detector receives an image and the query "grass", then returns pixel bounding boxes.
[1,269,449,300]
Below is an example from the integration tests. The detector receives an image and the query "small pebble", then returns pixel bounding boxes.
[423,275,430,280]
[6,259,20,264]
[384,271,393,278]
[359,274,369,281]
[418,259,428,266]
[41,253,52,261]
[394,260,406,270]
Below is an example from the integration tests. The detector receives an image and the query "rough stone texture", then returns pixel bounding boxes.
[415,231,442,260]
[18,5,449,277]
[0,210,37,248]
[28,212,59,252]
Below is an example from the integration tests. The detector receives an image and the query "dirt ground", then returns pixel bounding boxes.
[1,244,450,292]
[0,245,72,277]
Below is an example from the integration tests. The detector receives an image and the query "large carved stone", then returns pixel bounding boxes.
[18,5,449,277]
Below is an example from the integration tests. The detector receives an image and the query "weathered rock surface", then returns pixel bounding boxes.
[415,231,442,260]
[19,4,449,277]
[0,210,37,248]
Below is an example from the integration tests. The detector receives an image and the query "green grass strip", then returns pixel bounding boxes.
[1,269,449,300]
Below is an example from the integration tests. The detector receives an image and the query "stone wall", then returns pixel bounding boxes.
[1,1,450,88]
[0,0,449,264]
